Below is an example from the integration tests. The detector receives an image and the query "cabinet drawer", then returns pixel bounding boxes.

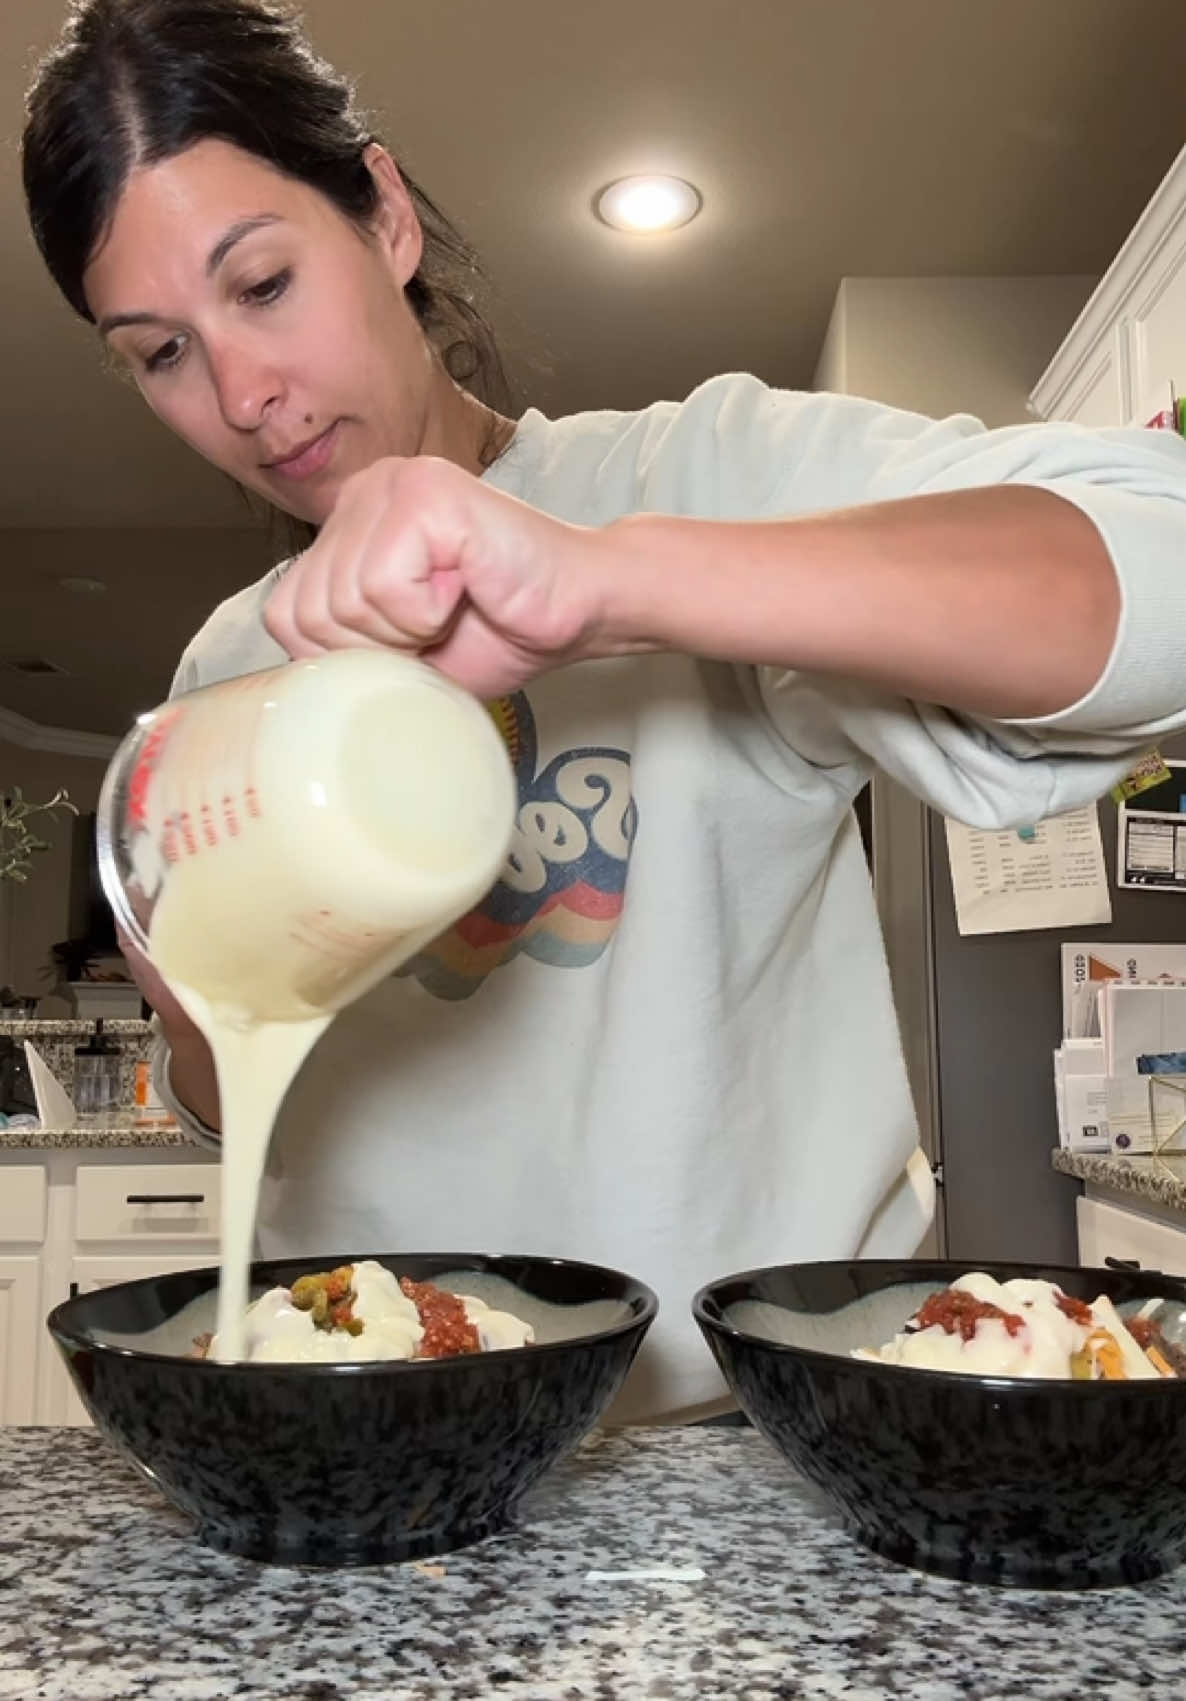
[63,1255,218,1427]
[75,1164,221,1244]
[0,1167,46,1244]
[1076,1195,1186,1278]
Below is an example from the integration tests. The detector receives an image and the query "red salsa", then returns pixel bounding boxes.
[1055,1290,1093,1326]
[913,1288,1025,1342]
[400,1276,480,1358]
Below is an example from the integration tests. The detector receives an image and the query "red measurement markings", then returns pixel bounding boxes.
[127,709,181,829]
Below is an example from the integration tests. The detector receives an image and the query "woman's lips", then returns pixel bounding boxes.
[262,420,340,482]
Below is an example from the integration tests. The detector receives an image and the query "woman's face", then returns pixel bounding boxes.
[83,139,438,525]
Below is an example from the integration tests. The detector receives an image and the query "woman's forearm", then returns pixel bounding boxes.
[596,485,1121,720]
[163,1024,222,1133]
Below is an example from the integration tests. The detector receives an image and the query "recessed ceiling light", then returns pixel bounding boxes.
[595,174,702,234]
[58,575,108,594]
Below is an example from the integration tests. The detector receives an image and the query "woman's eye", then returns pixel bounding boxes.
[240,268,292,307]
[144,335,187,374]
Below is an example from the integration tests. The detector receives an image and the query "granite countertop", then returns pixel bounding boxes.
[3,1427,1185,1701]
[2,1018,196,1148]
[1053,1145,1186,1213]
[0,1019,150,1035]
[0,1112,200,1150]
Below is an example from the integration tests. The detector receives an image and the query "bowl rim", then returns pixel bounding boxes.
[692,1255,1186,1396]
[48,1248,659,1376]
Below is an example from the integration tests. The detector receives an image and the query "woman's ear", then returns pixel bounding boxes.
[363,143,424,286]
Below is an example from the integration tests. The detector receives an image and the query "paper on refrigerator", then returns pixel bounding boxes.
[1100,981,1186,1076]
[944,806,1111,937]
[1061,943,1186,1038]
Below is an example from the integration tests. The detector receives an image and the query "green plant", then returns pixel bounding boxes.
[0,787,79,883]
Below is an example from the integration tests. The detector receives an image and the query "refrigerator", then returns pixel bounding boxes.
[872,732,1186,1268]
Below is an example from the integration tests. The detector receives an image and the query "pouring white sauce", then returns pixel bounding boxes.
[120,651,516,1361]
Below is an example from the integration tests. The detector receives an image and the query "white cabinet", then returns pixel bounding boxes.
[1,1146,220,1426]
[56,1251,220,1428]
[1077,1194,1186,1278]
[0,1258,41,1424]
[0,1166,47,1424]
[1132,241,1186,420]
[1030,143,1186,426]
[74,1163,221,1245]
[0,1167,47,1242]
[70,1252,219,1289]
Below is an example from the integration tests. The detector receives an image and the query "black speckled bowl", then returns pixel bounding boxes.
[694,1258,1186,1589]
[48,1251,656,1567]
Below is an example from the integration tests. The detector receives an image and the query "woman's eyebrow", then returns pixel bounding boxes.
[205,212,283,276]
[97,212,285,335]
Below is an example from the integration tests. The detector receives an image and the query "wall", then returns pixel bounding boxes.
[0,736,110,998]
[812,275,1098,425]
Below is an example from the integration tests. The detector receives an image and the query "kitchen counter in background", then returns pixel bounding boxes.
[1053,1146,1186,1215]
[1,1017,201,1148]
[0,1017,149,1043]
[2,1425,1184,1701]
[0,1111,198,1149]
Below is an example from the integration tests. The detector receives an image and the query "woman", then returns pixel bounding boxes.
[23,0,1186,1420]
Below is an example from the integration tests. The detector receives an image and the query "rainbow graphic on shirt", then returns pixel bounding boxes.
[400,691,637,1000]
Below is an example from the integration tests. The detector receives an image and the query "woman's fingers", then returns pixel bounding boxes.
[265,458,468,657]
[263,453,605,696]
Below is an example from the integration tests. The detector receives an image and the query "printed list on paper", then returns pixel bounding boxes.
[944,805,1112,936]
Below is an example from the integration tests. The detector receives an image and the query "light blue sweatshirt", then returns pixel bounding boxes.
[157,374,1186,1419]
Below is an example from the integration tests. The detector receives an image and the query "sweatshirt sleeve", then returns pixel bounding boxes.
[167,568,289,700]
[666,377,1186,828]
[150,1018,222,1150]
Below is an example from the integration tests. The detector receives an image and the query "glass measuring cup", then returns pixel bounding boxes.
[96,650,517,1022]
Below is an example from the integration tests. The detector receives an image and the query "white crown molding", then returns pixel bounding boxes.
[0,704,118,760]
[1030,142,1186,420]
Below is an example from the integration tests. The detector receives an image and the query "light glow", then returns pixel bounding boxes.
[595,175,702,234]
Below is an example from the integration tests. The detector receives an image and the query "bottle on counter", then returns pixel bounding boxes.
[73,1020,122,1118]
[133,1057,171,1125]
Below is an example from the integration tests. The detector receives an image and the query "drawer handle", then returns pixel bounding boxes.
[125,1193,206,1205]
[1103,1255,1169,1280]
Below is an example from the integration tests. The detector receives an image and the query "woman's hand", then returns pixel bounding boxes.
[264,456,627,698]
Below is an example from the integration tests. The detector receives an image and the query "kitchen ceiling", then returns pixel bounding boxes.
[2,0,1185,736]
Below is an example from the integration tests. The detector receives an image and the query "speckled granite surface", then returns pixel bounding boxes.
[0,1113,196,1149]
[0,1020,149,1037]
[1053,1145,1186,1213]
[2,1426,1184,1701]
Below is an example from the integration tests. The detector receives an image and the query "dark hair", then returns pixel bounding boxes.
[22,0,508,413]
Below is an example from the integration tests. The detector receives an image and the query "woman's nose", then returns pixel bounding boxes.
[209,337,284,432]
